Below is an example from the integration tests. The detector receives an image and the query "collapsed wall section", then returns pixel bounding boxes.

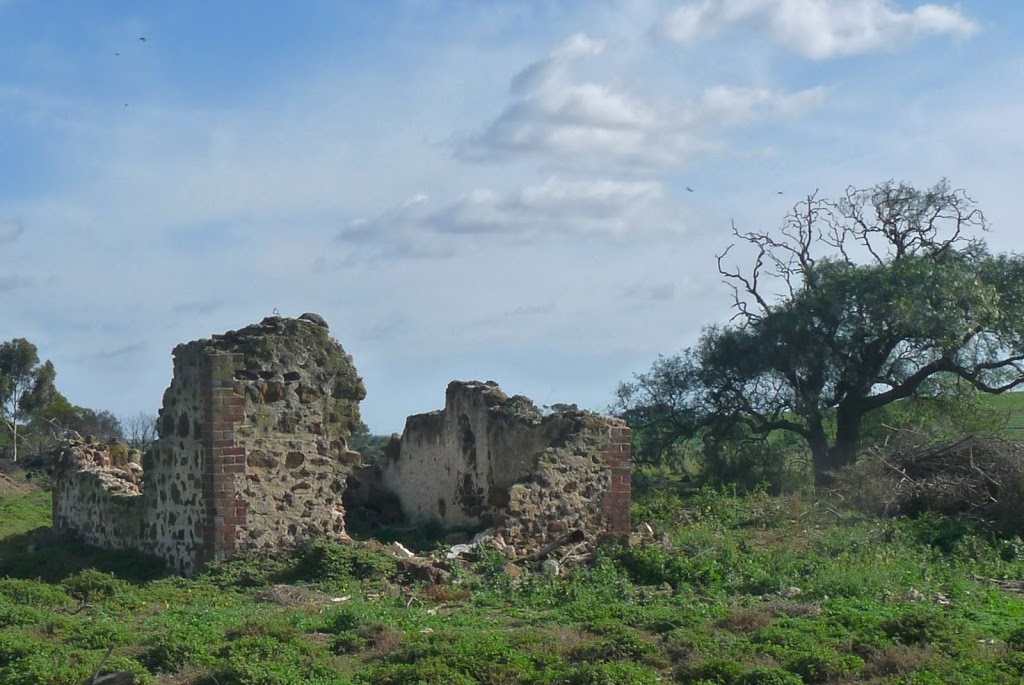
[380,381,631,556]
[53,439,144,550]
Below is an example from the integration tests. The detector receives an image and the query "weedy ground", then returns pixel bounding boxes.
[3,475,1024,684]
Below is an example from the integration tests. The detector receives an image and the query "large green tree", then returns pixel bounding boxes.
[0,339,57,462]
[618,181,1024,486]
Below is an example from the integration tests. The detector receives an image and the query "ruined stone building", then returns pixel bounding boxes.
[53,315,631,574]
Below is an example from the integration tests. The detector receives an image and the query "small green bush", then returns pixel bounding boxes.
[288,541,397,586]
[558,661,661,685]
[60,569,127,603]
[139,620,225,672]
[1006,625,1024,651]
[785,650,863,684]
[0,579,71,608]
[200,551,289,589]
[681,657,747,684]
[881,606,955,646]
[207,635,343,685]
[570,625,665,666]
[738,667,803,685]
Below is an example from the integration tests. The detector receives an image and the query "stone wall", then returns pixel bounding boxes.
[53,317,631,573]
[53,314,366,574]
[53,438,144,550]
[380,381,631,555]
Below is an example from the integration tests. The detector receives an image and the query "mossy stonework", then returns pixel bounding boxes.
[53,315,630,574]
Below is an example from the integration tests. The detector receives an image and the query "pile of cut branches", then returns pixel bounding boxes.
[836,429,1024,530]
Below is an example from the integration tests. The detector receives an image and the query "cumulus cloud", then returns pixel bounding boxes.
[336,176,682,258]
[456,32,825,169]
[0,219,23,243]
[659,0,978,59]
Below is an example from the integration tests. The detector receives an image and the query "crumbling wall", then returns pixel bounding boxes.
[380,381,631,556]
[53,438,144,550]
[54,314,366,574]
[53,317,630,574]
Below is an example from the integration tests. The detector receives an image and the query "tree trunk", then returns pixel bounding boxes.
[815,404,863,487]
[11,418,16,463]
[807,419,831,487]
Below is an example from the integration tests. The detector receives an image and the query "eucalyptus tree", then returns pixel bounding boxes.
[0,338,57,462]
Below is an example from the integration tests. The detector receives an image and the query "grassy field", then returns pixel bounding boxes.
[981,392,1024,437]
[3,475,1024,684]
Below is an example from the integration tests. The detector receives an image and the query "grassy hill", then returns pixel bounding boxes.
[3,472,1024,683]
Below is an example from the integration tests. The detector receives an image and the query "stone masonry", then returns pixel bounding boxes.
[53,316,631,573]
[54,314,365,574]
[379,381,631,556]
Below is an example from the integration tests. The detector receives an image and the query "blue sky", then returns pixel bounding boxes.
[1,0,1021,433]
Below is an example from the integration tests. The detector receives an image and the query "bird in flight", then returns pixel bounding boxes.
[686,186,694,192]
[139,36,147,42]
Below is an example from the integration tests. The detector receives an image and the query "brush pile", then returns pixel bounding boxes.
[836,429,1024,531]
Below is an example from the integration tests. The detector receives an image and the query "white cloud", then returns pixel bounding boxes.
[509,32,606,96]
[698,84,827,124]
[660,0,978,59]
[457,32,826,170]
[336,176,681,258]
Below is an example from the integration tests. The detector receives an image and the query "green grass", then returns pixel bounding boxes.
[981,391,1024,436]
[4,474,1024,683]
[0,488,50,537]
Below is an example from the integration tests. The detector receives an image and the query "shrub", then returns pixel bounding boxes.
[139,620,225,672]
[200,551,289,588]
[569,625,665,666]
[558,661,661,685]
[785,650,863,684]
[288,541,397,586]
[881,606,956,647]
[0,579,71,608]
[61,569,127,603]
[208,635,343,685]
[1007,625,1024,651]
[680,657,746,684]
[699,430,809,494]
[738,668,803,685]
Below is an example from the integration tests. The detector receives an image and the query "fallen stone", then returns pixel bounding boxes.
[398,558,451,584]
[445,543,476,560]
[389,542,415,559]
[905,587,925,602]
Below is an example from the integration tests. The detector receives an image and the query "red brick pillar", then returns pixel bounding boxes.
[601,420,632,534]
[197,352,247,567]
